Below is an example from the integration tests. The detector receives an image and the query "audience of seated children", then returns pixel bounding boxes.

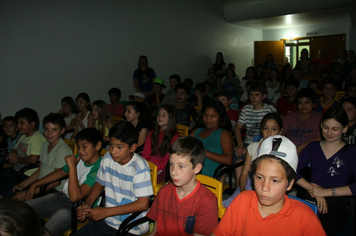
[149,78,166,114]
[341,97,356,145]
[296,108,356,235]
[161,74,181,105]
[188,82,212,108]
[125,101,152,153]
[147,136,218,235]
[133,55,156,99]
[8,113,72,201]
[74,121,153,236]
[2,116,21,159]
[0,108,46,196]
[91,100,114,143]
[212,135,326,235]
[217,90,238,129]
[173,83,198,129]
[308,79,321,100]
[0,199,46,236]
[223,112,284,207]
[240,66,257,103]
[315,77,340,114]
[276,78,299,119]
[142,105,179,182]
[190,100,233,178]
[25,128,103,236]
[283,88,322,153]
[235,80,276,158]
[58,96,78,140]
[266,68,280,102]
[292,67,308,89]
[107,88,125,117]
[222,67,240,92]
[72,93,93,139]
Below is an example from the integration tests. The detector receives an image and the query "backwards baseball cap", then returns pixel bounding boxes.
[258,135,298,172]
[154,78,166,88]
[129,91,145,100]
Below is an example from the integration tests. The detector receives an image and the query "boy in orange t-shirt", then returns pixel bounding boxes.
[212,135,326,236]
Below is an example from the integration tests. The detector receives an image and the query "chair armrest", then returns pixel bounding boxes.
[118,215,153,236]
[39,176,69,196]
[214,161,245,181]
[17,161,40,183]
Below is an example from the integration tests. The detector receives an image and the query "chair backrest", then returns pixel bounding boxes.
[335,91,346,102]
[64,139,77,155]
[100,149,108,156]
[147,161,160,196]
[176,124,189,137]
[287,195,318,215]
[194,106,202,115]
[112,116,124,123]
[196,174,226,219]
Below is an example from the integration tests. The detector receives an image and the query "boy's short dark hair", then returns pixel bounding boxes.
[108,88,122,100]
[169,74,181,83]
[43,113,66,129]
[217,90,232,100]
[15,108,40,130]
[75,128,104,152]
[295,88,316,104]
[195,83,206,93]
[249,80,267,95]
[175,83,191,95]
[184,78,193,88]
[285,78,299,89]
[109,121,138,147]
[341,97,356,108]
[321,77,336,89]
[169,136,205,168]
[308,79,320,88]
[3,116,17,126]
[250,155,296,186]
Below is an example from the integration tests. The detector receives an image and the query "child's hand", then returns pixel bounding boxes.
[12,184,23,192]
[65,155,79,169]
[235,146,246,157]
[6,153,19,165]
[12,191,26,201]
[25,185,36,201]
[76,202,91,221]
[75,114,81,123]
[307,183,325,198]
[316,197,328,214]
[84,207,107,221]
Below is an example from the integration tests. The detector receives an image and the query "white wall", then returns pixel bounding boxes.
[0,0,262,124]
[262,21,351,48]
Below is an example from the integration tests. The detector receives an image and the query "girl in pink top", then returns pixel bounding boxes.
[142,105,179,182]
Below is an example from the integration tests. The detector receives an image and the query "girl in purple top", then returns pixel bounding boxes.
[296,107,356,235]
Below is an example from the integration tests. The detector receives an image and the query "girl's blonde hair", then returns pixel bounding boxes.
[92,100,114,136]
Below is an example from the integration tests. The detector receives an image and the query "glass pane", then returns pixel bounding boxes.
[290,46,297,68]
[298,39,310,43]
[298,45,310,60]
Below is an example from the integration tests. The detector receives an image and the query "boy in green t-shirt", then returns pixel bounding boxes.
[25,128,103,236]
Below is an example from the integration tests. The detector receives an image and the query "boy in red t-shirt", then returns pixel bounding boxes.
[213,135,326,236]
[217,90,238,129]
[147,136,218,235]
[276,78,299,119]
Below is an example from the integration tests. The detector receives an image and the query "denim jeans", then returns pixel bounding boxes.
[26,191,72,236]
[72,219,137,236]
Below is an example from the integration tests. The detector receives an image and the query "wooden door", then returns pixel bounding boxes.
[309,34,345,61]
[254,41,285,72]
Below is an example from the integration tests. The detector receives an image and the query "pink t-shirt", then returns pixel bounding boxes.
[283,111,322,146]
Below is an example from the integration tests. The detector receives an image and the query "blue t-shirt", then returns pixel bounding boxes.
[133,68,156,92]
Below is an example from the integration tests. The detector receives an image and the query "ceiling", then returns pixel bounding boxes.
[223,0,354,31]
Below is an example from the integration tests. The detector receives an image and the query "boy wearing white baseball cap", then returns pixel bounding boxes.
[212,135,326,236]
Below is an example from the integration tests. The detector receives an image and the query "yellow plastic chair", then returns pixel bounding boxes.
[100,149,108,156]
[64,139,77,155]
[194,106,202,115]
[196,174,226,219]
[176,124,189,137]
[147,161,166,196]
[335,91,346,102]
[112,116,124,123]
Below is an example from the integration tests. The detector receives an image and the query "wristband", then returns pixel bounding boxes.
[331,188,337,197]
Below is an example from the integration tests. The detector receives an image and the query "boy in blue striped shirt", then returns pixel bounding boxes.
[75,121,153,236]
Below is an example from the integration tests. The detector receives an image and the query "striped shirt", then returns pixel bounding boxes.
[96,152,153,235]
[238,104,276,144]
